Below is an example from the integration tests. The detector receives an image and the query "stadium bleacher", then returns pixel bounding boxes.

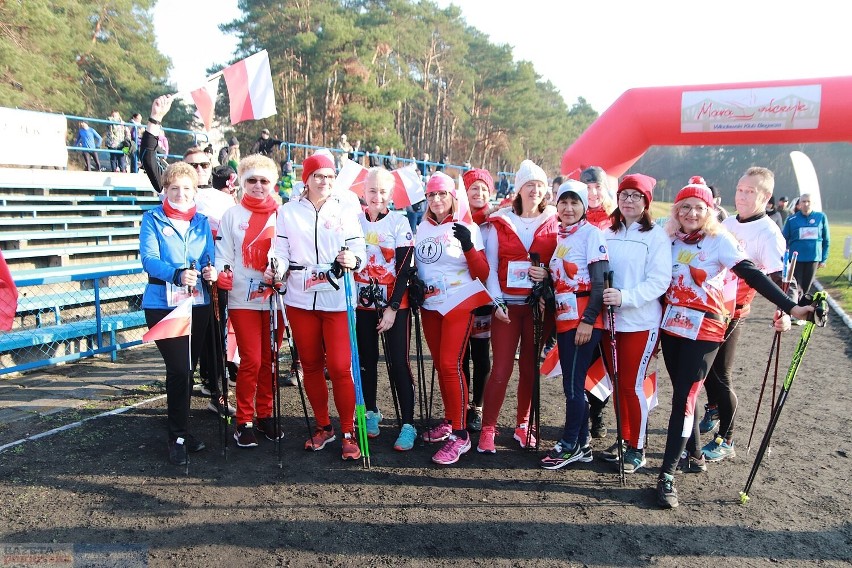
[1,168,153,374]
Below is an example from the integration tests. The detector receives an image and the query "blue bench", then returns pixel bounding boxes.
[12,261,143,285]
[0,227,139,247]
[1,204,154,217]
[0,310,146,354]
[3,243,140,265]
[16,281,147,325]
[0,195,158,206]
[0,215,142,230]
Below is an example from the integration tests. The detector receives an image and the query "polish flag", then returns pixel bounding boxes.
[221,50,277,125]
[0,249,18,331]
[586,356,613,402]
[436,278,493,316]
[336,159,369,197]
[189,76,220,131]
[454,174,473,224]
[143,298,193,342]
[391,166,425,208]
[541,346,562,379]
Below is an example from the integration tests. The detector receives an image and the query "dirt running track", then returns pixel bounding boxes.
[0,297,850,567]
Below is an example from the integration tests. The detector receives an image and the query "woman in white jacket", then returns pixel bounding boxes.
[600,174,671,474]
[273,153,367,461]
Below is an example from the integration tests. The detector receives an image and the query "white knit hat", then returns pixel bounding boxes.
[514,159,548,190]
[556,180,589,212]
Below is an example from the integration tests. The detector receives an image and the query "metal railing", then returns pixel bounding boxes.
[1,265,147,375]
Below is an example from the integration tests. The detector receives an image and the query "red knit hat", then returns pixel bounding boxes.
[301,153,335,184]
[617,173,656,204]
[462,168,494,192]
[675,175,714,207]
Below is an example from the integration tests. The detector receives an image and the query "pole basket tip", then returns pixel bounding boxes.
[739,491,750,504]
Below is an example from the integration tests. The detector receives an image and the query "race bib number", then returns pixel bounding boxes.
[304,264,337,292]
[555,292,579,321]
[661,304,704,340]
[166,282,203,307]
[799,227,818,240]
[471,314,493,339]
[423,276,448,304]
[506,260,533,289]
[245,279,270,303]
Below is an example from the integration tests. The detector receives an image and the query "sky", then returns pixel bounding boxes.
[153,0,852,114]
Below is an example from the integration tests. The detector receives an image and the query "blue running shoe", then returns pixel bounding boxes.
[394,424,417,451]
[702,436,735,462]
[699,404,719,434]
[365,410,382,438]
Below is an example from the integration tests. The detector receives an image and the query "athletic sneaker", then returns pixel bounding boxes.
[199,384,214,397]
[207,396,236,418]
[432,433,472,465]
[184,434,206,453]
[467,407,483,432]
[422,420,452,443]
[234,422,258,448]
[304,426,336,451]
[365,410,382,438]
[702,436,736,462]
[394,424,417,451]
[677,451,708,473]
[622,448,646,473]
[540,440,585,470]
[168,438,188,466]
[699,404,720,434]
[477,425,497,454]
[590,414,607,439]
[341,432,362,461]
[579,445,594,463]
[513,423,537,449]
[599,440,627,463]
[255,417,284,441]
[657,474,679,509]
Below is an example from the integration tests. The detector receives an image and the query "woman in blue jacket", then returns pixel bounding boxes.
[140,162,217,466]
[782,193,830,300]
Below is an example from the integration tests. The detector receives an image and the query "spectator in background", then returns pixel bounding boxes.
[765,196,784,229]
[435,155,447,172]
[73,121,102,172]
[383,148,397,170]
[350,139,363,164]
[497,174,510,198]
[708,184,728,222]
[550,176,563,204]
[104,110,129,173]
[337,133,353,169]
[777,196,790,224]
[418,152,431,179]
[225,140,240,172]
[251,128,284,157]
[368,145,382,168]
[782,193,830,300]
[219,137,238,167]
[277,160,296,203]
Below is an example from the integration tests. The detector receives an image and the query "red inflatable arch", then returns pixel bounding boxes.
[561,75,852,179]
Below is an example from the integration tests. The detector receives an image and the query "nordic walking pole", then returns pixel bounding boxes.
[771,252,797,413]
[526,253,544,451]
[342,247,370,468]
[364,278,402,427]
[740,291,827,504]
[207,259,232,459]
[604,271,625,486]
[268,259,283,468]
[279,295,314,449]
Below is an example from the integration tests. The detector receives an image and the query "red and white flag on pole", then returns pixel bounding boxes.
[541,346,562,379]
[336,159,369,198]
[644,371,658,411]
[436,278,493,316]
[0,249,18,331]
[454,174,473,224]
[221,50,277,125]
[189,76,220,131]
[586,356,613,401]
[143,298,193,342]
[391,166,425,208]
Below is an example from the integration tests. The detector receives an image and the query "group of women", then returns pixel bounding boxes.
[140,106,814,507]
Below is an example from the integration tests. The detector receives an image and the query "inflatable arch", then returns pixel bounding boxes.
[561,76,852,179]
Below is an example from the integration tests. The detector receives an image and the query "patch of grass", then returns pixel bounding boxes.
[818,214,852,314]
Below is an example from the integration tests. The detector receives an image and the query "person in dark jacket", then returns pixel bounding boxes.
[251,128,284,157]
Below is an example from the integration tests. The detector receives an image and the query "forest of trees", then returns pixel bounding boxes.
[1,0,850,208]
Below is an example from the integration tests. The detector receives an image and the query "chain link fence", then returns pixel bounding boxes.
[1,267,147,375]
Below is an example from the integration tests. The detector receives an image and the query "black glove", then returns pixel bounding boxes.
[452,223,474,252]
[408,273,426,309]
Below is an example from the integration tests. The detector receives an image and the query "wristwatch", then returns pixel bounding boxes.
[390,301,401,311]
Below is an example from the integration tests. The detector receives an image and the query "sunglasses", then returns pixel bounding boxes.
[187,162,210,169]
[245,177,272,186]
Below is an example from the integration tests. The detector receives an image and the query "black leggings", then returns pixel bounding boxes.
[704,319,743,441]
[356,308,416,424]
[145,305,210,440]
[464,337,490,408]
[660,333,720,477]
[794,261,818,298]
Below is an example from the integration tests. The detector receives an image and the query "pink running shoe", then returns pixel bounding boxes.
[422,420,452,443]
[432,434,472,465]
[513,423,537,449]
[477,425,497,454]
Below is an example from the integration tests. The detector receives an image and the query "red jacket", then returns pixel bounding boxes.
[489,213,559,296]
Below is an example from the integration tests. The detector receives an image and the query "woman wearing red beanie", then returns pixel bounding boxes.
[215,154,284,449]
[478,159,559,454]
[416,171,489,465]
[462,168,498,431]
[598,173,671,474]
[272,152,367,461]
[654,177,813,509]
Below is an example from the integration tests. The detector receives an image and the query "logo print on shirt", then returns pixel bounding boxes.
[416,238,442,264]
